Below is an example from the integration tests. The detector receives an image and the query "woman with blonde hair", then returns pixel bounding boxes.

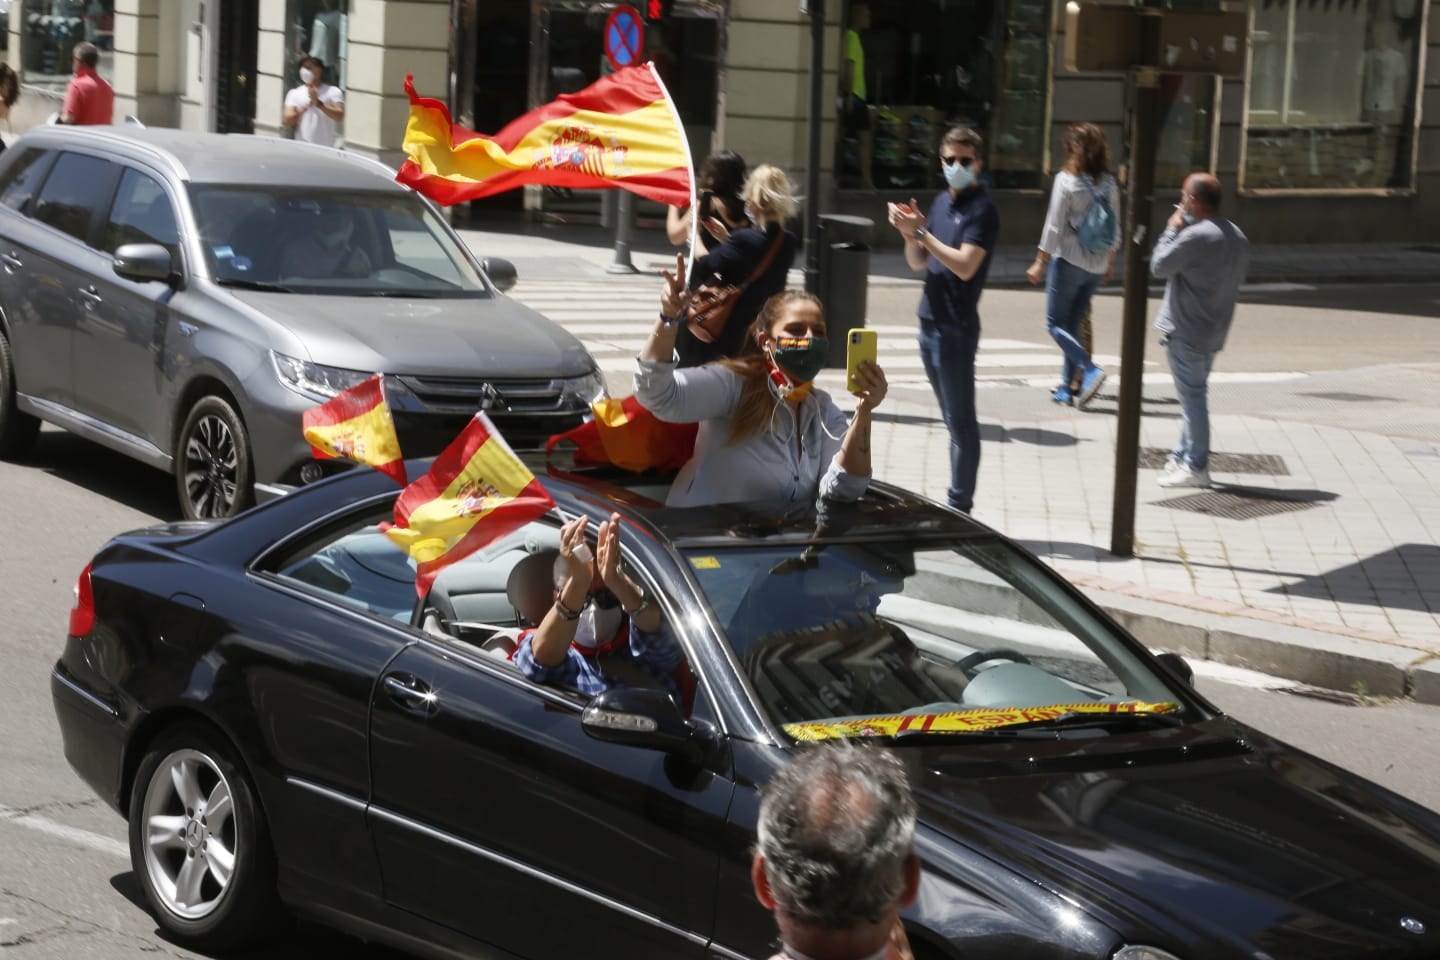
[674,163,800,367]
[1026,121,1121,408]
[636,258,887,508]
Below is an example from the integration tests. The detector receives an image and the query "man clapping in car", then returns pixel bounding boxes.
[510,513,690,705]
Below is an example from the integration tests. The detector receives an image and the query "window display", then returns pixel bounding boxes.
[838,0,1051,192]
[1155,75,1217,188]
[21,0,113,92]
[285,0,346,91]
[1245,0,1422,189]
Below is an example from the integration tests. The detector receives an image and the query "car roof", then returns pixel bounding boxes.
[12,125,405,193]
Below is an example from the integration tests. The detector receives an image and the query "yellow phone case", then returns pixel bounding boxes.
[846,329,878,392]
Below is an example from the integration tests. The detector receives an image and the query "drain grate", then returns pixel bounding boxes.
[1139,448,1290,475]
[1156,489,1326,520]
[1297,391,1397,403]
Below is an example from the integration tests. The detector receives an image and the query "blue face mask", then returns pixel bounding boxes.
[944,159,975,190]
[1181,212,1196,226]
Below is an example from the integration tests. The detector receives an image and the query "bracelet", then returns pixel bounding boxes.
[659,311,681,328]
[553,596,582,621]
[622,595,652,618]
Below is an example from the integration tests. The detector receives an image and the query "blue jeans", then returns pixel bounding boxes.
[1166,337,1217,470]
[918,320,980,513]
[1045,257,1102,388]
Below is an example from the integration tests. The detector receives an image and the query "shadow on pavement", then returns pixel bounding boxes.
[1271,544,1439,613]
[23,430,179,521]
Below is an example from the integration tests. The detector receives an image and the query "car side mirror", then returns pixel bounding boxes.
[582,687,715,764]
[1155,652,1194,687]
[482,256,517,293]
[113,243,175,285]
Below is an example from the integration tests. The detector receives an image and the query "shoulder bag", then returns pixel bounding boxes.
[685,229,787,344]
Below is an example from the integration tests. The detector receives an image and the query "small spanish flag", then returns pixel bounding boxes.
[547,395,697,474]
[301,375,406,486]
[384,412,556,597]
[397,63,692,207]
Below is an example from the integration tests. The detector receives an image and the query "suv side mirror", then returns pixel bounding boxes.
[1155,652,1194,687]
[482,256,517,293]
[582,687,716,764]
[113,243,175,285]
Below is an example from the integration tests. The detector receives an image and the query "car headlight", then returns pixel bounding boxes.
[558,369,607,407]
[1113,947,1185,960]
[272,352,375,399]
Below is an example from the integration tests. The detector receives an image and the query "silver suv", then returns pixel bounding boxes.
[0,126,604,518]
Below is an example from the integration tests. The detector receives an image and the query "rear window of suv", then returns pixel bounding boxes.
[34,153,119,244]
[0,149,57,213]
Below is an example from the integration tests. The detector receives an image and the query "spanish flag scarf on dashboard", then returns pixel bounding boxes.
[397,63,692,207]
[383,412,556,597]
[301,375,406,487]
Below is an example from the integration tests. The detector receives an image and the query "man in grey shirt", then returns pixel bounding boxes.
[1150,173,1249,489]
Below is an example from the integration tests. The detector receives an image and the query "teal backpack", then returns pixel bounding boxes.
[1076,175,1117,254]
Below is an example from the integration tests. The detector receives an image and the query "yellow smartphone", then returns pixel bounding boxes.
[846,329,878,393]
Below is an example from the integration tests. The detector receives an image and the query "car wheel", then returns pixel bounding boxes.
[176,395,253,520]
[0,326,40,458]
[127,722,279,952]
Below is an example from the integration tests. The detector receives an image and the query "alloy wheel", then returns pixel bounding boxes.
[140,748,238,921]
[182,413,240,518]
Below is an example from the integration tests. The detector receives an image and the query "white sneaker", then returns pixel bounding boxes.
[1160,455,1183,476]
[1157,463,1211,489]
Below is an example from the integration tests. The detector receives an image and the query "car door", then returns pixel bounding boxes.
[73,165,185,444]
[0,148,65,405]
[367,540,733,958]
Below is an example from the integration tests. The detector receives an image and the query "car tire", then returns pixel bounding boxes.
[127,721,280,952]
[0,326,40,458]
[175,395,254,520]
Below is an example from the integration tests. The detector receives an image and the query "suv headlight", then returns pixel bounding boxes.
[272,352,375,399]
[1113,948,1184,960]
[558,369,606,407]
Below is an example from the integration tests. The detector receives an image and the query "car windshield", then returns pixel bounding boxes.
[187,185,489,297]
[681,534,1190,742]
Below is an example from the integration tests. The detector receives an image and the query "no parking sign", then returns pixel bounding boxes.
[603,5,645,72]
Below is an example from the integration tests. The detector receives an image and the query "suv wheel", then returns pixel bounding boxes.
[0,327,40,458]
[176,395,253,520]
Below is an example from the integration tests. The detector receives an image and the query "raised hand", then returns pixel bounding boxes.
[556,515,592,592]
[659,251,690,320]
[851,360,888,413]
[595,512,623,589]
[886,198,924,239]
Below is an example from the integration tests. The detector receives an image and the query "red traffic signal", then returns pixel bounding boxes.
[645,0,673,21]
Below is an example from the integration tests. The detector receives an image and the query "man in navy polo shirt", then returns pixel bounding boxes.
[886,126,1000,514]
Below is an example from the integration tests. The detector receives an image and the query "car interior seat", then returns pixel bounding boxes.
[424,525,563,659]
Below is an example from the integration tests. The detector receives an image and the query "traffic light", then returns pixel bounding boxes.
[645,0,674,22]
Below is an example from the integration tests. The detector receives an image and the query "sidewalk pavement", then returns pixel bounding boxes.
[457,221,1440,705]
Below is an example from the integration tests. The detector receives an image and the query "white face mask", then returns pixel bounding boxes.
[299,67,317,85]
[575,601,624,651]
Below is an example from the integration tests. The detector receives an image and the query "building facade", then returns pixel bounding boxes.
[5,0,1437,245]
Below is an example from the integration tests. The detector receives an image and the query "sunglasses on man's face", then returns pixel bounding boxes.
[940,155,976,168]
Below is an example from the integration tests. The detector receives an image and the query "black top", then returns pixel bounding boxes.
[677,222,797,367]
[917,185,1000,330]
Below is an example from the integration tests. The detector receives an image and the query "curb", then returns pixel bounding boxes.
[1089,588,1440,705]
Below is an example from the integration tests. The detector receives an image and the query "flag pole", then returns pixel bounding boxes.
[648,61,697,284]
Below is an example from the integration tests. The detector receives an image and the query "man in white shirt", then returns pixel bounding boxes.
[283,56,344,146]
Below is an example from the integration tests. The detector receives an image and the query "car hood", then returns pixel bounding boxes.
[224,290,596,378]
[909,720,1440,957]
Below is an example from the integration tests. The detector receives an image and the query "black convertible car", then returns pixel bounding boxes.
[51,460,1440,959]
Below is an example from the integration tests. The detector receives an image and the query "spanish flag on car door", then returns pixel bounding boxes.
[397,63,692,207]
[301,375,406,486]
[384,412,556,597]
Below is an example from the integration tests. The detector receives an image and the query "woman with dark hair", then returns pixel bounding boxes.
[1026,121,1121,408]
[634,258,887,508]
[0,64,18,157]
[667,150,751,257]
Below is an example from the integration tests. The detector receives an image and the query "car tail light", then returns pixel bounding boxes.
[69,563,95,637]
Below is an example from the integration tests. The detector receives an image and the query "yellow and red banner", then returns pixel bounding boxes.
[397,63,692,207]
[384,412,555,597]
[546,395,697,474]
[784,701,1181,742]
[301,375,406,486]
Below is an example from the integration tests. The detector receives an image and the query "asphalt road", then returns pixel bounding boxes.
[1,283,1437,957]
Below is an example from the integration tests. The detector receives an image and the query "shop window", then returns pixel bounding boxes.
[21,0,114,93]
[1155,75,1218,187]
[284,0,347,91]
[1244,0,1423,190]
[838,0,1051,192]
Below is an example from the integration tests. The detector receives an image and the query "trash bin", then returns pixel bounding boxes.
[815,214,872,368]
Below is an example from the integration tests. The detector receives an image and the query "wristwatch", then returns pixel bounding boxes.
[912,227,929,242]
[622,594,653,618]
[554,596,582,621]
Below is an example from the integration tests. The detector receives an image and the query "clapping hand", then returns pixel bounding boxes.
[703,215,731,244]
[595,512,627,592]
[556,515,592,593]
[886,198,924,239]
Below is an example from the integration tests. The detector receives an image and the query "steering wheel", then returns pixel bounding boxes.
[954,647,1031,678]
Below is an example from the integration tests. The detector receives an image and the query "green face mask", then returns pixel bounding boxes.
[770,336,830,385]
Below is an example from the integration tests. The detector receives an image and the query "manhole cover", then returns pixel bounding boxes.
[1156,489,1326,520]
[1297,391,1397,403]
[1139,448,1289,475]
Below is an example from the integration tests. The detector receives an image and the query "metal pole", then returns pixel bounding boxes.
[1110,66,1160,557]
[803,0,825,294]
[607,190,638,274]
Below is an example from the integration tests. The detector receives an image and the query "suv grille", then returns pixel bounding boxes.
[395,375,572,415]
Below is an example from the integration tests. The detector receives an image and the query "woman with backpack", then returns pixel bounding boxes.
[1026,122,1121,408]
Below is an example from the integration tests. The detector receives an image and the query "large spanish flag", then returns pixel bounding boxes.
[384,412,555,597]
[301,375,406,486]
[397,63,692,207]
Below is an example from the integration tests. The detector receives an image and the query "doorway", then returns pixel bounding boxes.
[215,0,259,133]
